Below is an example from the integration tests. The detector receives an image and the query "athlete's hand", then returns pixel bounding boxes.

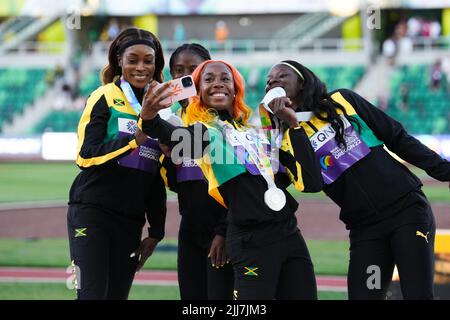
[140,81,173,120]
[130,237,159,272]
[268,97,298,128]
[159,143,171,157]
[208,235,229,268]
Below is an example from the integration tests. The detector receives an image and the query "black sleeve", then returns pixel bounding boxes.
[280,127,323,192]
[140,114,210,159]
[146,173,167,241]
[76,95,138,169]
[339,89,450,182]
[213,214,228,237]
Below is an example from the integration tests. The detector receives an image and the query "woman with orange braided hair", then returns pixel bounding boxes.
[139,60,323,299]
[165,44,235,300]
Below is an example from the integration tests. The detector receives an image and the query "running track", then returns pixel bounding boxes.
[0,267,347,292]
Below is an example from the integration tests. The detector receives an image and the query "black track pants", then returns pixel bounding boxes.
[177,233,234,300]
[67,204,142,300]
[348,195,436,300]
[227,230,317,300]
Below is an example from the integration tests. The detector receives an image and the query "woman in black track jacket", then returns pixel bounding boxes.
[264,60,450,300]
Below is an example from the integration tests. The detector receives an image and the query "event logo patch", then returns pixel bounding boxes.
[126,120,137,134]
[320,155,333,171]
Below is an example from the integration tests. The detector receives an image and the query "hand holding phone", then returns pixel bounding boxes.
[141,81,173,120]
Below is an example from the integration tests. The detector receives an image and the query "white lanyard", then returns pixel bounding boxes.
[120,78,142,115]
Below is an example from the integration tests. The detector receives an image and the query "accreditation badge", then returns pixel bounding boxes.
[310,117,370,184]
[117,118,161,173]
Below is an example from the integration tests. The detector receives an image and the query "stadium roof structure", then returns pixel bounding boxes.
[1,0,450,17]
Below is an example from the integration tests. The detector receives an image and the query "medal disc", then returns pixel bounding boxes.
[264,187,286,211]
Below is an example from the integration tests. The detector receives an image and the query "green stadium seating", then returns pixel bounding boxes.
[33,110,82,133]
[387,64,449,134]
[79,70,102,97]
[0,68,49,133]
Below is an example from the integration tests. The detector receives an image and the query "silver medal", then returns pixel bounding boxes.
[264,187,286,211]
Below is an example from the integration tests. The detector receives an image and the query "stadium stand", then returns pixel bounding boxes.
[32,110,82,134]
[387,64,449,134]
[0,68,49,132]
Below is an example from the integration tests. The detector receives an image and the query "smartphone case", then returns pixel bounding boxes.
[160,76,197,105]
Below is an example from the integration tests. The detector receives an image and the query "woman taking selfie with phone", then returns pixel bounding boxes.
[164,43,234,300]
[139,60,323,300]
[67,27,167,300]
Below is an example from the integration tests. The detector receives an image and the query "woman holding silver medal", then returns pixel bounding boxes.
[264,60,450,300]
[139,59,323,300]
[67,28,168,299]
[164,44,235,300]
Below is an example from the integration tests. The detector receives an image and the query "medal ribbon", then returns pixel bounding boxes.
[120,78,142,115]
[218,120,278,191]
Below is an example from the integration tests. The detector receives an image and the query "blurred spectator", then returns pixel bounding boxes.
[215,20,229,43]
[100,18,120,42]
[441,56,450,87]
[396,20,408,38]
[430,59,443,90]
[398,36,413,54]
[430,21,441,38]
[382,36,397,66]
[399,83,410,111]
[54,83,73,110]
[173,21,186,42]
[247,67,259,89]
[107,18,120,40]
[45,69,56,86]
[407,17,421,38]
[55,64,65,80]
[394,22,413,55]
[406,16,441,39]
[421,20,431,37]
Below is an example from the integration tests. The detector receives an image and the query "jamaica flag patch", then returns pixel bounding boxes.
[113,98,125,106]
[75,228,87,237]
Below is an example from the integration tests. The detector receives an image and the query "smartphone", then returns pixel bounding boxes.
[157,75,197,105]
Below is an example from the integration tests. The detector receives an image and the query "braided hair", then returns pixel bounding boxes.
[169,43,211,73]
[281,60,361,148]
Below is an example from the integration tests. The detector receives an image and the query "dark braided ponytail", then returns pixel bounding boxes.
[282,60,361,148]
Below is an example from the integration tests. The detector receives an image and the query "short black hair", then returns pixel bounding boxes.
[169,43,211,73]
